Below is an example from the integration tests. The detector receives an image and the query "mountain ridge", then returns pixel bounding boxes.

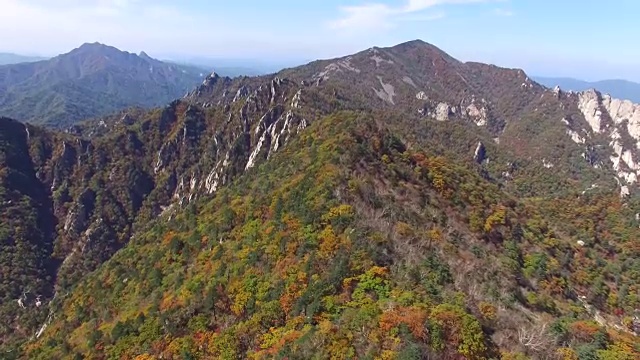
[0,43,207,129]
[0,52,48,65]
[1,39,639,359]
[534,76,640,103]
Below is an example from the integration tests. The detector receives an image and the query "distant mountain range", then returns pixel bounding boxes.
[0,52,48,65]
[161,56,303,76]
[164,60,263,78]
[3,40,640,359]
[0,43,207,128]
[534,76,640,102]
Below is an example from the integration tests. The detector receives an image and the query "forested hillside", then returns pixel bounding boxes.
[0,40,638,359]
[0,43,205,129]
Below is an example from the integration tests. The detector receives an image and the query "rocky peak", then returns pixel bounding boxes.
[185,71,232,99]
[577,88,605,133]
[387,39,457,62]
[66,42,129,60]
[203,71,220,85]
[138,51,153,61]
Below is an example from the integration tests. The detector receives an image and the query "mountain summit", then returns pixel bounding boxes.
[1,40,639,359]
[0,43,206,129]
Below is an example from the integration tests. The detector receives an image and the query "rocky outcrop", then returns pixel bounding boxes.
[474,142,487,164]
[373,76,396,105]
[417,97,490,126]
[466,102,489,126]
[63,189,95,234]
[570,89,640,195]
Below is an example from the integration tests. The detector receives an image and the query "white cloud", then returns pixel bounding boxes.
[0,0,242,56]
[329,0,498,32]
[405,0,492,12]
[493,8,514,16]
[329,4,397,30]
[398,11,446,22]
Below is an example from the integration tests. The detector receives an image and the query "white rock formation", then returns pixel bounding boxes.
[621,185,630,197]
[578,89,604,133]
[474,142,487,163]
[312,57,362,83]
[416,91,428,100]
[373,77,396,105]
[403,76,417,88]
[466,103,488,126]
[291,90,302,109]
[369,48,395,67]
[601,94,640,144]
[566,90,640,195]
[336,57,361,73]
[435,103,451,121]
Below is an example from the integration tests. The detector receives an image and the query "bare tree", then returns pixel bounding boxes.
[517,322,555,353]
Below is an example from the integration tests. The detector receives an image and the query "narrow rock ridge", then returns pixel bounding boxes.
[558,88,640,196]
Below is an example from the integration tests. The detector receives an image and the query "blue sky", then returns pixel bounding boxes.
[0,0,639,81]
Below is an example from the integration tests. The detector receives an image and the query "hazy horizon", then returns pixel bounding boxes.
[2,0,639,81]
[2,40,638,84]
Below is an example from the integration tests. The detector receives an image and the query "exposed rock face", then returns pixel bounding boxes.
[474,142,487,164]
[0,71,315,346]
[233,86,249,102]
[63,189,95,234]
[403,76,417,88]
[373,76,396,105]
[312,57,362,84]
[466,102,488,126]
[416,98,489,126]
[578,89,605,133]
[369,47,395,67]
[602,94,640,141]
[435,103,452,121]
[570,88,640,195]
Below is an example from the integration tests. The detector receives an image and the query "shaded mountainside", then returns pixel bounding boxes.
[0,40,639,359]
[0,43,206,129]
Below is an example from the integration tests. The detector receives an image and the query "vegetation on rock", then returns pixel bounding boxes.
[0,40,638,359]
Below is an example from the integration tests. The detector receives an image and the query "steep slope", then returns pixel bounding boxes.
[0,74,311,353]
[27,112,640,359]
[0,43,205,128]
[0,118,57,349]
[185,40,631,199]
[1,40,639,358]
[535,77,640,103]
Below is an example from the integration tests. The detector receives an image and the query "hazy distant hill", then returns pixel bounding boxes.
[535,76,640,102]
[0,52,48,65]
[165,56,307,76]
[0,43,205,128]
[164,60,262,77]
